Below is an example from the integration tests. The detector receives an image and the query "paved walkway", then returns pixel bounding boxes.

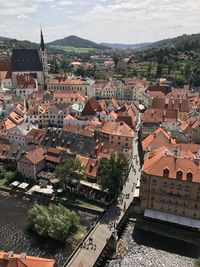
[66,119,141,267]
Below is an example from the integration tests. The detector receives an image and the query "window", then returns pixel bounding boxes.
[176,170,183,180]
[163,168,169,178]
[186,172,193,182]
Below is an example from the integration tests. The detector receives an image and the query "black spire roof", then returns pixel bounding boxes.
[40,29,45,51]
[12,49,43,72]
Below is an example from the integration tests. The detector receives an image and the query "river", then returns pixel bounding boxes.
[0,196,98,267]
[105,222,199,267]
[1,196,200,267]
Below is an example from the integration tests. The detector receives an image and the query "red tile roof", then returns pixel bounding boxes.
[142,108,178,123]
[22,147,45,165]
[16,74,36,89]
[81,97,98,116]
[53,91,86,103]
[0,251,55,267]
[49,77,85,85]
[142,127,176,151]
[144,146,200,183]
[100,121,134,138]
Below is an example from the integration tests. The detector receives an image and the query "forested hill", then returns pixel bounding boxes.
[135,33,200,87]
[0,36,39,49]
[148,33,200,51]
[47,35,109,50]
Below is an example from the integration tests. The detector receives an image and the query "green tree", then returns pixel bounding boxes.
[184,61,192,83]
[75,67,86,77]
[98,153,128,197]
[55,158,83,189]
[167,59,174,76]
[28,204,79,243]
[156,64,163,78]
[112,53,121,70]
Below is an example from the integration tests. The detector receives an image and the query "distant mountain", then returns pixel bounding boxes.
[47,35,109,50]
[0,36,39,49]
[100,42,152,50]
[146,33,200,50]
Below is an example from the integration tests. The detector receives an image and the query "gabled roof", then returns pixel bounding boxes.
[25,128,45,142]
[0,118,16,131]
[81,97,98,116]
[100,121,134,138]
[144,146,200,183]
[20,147,45,165]
[16,74,36,89]
[142,127,176,151]
[142,108,178,123]
[0,60,12,80]
[0,251,55,267]
[97,100,107,112]
[12,49,43,72]
[147,85,171,94]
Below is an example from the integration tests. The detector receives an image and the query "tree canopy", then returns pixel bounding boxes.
[55,158,83,189]
[28,204,80,243]
[97,153,128,197]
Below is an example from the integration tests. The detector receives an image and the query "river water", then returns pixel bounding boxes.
[106,222,199,267]
[0,196,98,267]
[1,196,200,267]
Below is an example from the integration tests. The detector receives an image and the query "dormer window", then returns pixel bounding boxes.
[186,172,193,182]
[163,168,169,178]
[176,170,183,180]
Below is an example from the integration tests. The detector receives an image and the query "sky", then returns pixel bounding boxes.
[0,0,200,44]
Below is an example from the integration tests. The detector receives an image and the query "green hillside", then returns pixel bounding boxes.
[133,33,200,87]
[47,35,109,50]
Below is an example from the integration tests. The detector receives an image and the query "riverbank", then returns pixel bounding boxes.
[105,222,197,267]
[134,216,200,246]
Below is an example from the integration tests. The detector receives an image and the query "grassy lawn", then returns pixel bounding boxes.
[75,196,105,211]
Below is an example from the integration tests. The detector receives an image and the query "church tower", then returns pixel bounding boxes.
[39,29,48,80]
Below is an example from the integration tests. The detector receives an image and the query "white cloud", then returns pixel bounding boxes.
[58,0,73,6]
[0,0,200,43]
[17,14,28,19]
[0,0,37,15]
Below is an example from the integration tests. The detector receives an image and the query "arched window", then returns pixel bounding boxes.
[186,172,193,182]
[176,170,183,180]
[163,168,169,178]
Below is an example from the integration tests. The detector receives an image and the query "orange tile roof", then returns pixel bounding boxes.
[16,74,36,89]
[49,77,85,85]
[142,127,176,150]
[23,147,45,165]
[84,158,98,178]
[180,119,200,132]
[0,251,55,267]
[0,70,11,80]
[9,111,24,125]
[0,118,16,131]
[64,114,75,121]
[53,91,86,103]
[64,125,94,137]
[110,98,119,108]
[100,121,134,138]
[46,147,63,164]
[142,108,178,123]
[0,144,11,159]
[97,100,107,112]
[144,146,200,183]
[25,128,45,141]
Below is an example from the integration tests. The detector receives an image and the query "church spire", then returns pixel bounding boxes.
[40,29,45,52]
